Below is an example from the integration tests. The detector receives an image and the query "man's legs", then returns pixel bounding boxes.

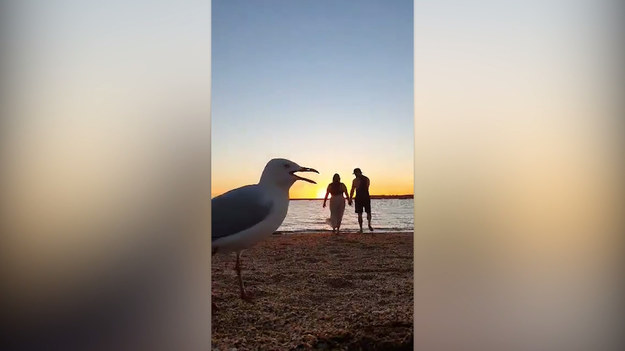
[355,199,364,233]
[365,200,373,231]
[367,211,373,231]
[357,213,363,233]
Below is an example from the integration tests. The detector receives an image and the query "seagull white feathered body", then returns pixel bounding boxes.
[211,184,288,253]
[211,158,318,300]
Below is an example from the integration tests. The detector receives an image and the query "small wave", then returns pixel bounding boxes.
[274,227,413,234]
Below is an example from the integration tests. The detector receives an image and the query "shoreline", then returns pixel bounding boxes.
[290,196,414,200]
[273,229,414,235]
[212,232,413,350]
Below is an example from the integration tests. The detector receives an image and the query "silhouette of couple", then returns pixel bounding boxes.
[322,168,373,234]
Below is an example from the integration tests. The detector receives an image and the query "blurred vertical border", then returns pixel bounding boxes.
[413,0,623,350]
[1,1,211,350]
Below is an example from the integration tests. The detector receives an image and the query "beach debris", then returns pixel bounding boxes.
[211,232,414,349]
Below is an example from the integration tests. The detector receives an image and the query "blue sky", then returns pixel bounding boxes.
[211,0,414,197]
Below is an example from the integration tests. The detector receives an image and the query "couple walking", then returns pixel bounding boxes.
[322,168,373,234]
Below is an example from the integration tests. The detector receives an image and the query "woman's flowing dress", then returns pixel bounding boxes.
[328,193,345,229]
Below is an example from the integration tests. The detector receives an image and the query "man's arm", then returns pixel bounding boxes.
[349,179,356,201]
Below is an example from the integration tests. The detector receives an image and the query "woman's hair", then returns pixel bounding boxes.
[332,173,340,183]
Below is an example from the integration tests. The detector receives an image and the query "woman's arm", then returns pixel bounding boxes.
[322,186,330,207]
[343,184,352,205]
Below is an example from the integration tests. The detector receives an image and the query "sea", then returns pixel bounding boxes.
[277,198,413,233]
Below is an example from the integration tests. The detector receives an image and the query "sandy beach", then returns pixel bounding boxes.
[211,232,413,350]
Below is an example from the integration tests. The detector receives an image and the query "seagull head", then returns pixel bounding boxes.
[259,158,319,188]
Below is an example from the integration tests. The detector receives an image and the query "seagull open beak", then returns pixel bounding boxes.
[289,167,319,184]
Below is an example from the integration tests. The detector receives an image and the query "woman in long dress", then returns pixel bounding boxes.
[322,174,351,233]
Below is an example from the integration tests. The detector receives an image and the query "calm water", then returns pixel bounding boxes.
[277,198,413,233]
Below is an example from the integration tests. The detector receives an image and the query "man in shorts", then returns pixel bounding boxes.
[349,168,373,233]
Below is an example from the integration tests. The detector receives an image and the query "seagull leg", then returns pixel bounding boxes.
[235,252,251,300]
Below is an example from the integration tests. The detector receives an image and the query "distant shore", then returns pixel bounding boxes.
[211,232,413,350]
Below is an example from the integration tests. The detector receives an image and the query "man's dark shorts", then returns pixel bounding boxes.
[354,197,371,214]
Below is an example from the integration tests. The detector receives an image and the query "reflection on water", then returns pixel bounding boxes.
[278,199,413,233]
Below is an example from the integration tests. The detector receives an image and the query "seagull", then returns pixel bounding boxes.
[211,158,318,301]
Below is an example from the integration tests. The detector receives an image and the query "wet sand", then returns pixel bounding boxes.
[211,232,413,350]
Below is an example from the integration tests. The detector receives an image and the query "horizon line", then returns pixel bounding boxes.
[290,194,414,200]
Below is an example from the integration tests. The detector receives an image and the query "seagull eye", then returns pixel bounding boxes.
[284,164,290,168]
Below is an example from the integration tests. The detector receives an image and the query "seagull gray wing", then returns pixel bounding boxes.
[211,185,273,241]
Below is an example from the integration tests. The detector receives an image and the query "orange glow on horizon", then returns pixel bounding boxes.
[316,188,328,199]
[211,182,414,199]
[211,162,414,199]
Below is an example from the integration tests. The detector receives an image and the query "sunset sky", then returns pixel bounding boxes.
[211,0,413,199]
